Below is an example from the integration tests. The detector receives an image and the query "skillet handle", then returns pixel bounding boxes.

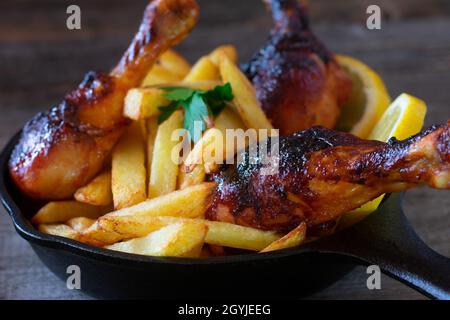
[309,193,450,300]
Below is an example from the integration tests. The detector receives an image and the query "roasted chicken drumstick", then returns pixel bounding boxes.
[9,0,200,199]
[207,121,450,233]
[245,0,352,135]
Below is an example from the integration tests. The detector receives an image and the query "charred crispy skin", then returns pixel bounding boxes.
[9,0,200,200]
[207,121,450,233]
[244,0,352,135]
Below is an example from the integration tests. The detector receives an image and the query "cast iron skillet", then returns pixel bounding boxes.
[1,132,449,299]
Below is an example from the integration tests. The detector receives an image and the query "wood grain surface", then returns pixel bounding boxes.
[0,0,449,300]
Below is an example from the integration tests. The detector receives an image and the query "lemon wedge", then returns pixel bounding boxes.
[338,93,427,230]
[336,55,391,139]
[368,93,427,141]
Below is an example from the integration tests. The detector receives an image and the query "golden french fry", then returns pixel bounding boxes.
[124,81,221,121]
[260,222,307,252]
[99,215,181,239]
[99,215,280,251]
[178,165,206,189]
[180,80,222,90]
[220,55,273,130]
[141,50,191,86]
[113,182,214,219]
[78,221,123,247]
[204,220,280,251]
[146,116,158,186]
[74,171,113,206]
[124,88,169,120]
[158,50,191,78]
[214,107,246,132]
[148,110,183,198]
[32,201,108,224]
[184,56,220,82]
[112,122,147,209]
[38,224,79,240]
[209,45,238,66]
[66,217,96,232]
[184,45,238,83]
[210,107,249,171]
[141,64,183,86]
[106,222,207,258]
[81,183,215,245]
[184,128,224,173]
[183,108,247,174]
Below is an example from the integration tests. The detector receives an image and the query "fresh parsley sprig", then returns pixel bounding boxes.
[158,83,234,143]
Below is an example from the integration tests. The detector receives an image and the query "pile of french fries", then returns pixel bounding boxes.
[33,46,307,258]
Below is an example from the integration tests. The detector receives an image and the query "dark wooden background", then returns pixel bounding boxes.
[0,0,449,300]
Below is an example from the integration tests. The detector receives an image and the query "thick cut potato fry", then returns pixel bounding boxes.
[260,222,306,253]
[124,88,169,120]
[184,56,220,82]
[66,217,96,232]
[141,50,191,86]
[124,81,221,120]
[183,128,224,173]
[112,183,214,219]
[184,108,248,173]
[106,222,207,258]
[146,116,159,186]
[81,183,215,245]
[38,224,79,240]
[220,55,273,130]
[209,45,238,66]
[78,220,123,247]
[157,50,191,79]
[204,220,280,251]
[178,164,206,189]
[74,171,113,206]
[184,45,237,82]
[214,107,246,132]
[141,64,183,86]
[32,201,109,224]
[179,107,245,180]
[99,215,182,239]
[148,110,183,198]
[98,215,280,251]
[112,123,147,209]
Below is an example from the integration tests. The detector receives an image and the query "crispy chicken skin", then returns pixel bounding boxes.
[9,0,200,200]
[207,120,450,233]
[244,0,352,135]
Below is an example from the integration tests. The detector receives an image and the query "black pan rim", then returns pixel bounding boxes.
[1,131,320,267]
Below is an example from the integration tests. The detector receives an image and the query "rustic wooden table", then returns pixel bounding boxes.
[0,0,449,300]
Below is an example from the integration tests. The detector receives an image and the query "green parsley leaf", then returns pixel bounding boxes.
[157,101,180,125]
[157,83,234,142]
[183,93,210,143]
[203,83,234,116]
[162,87,197,101]
[205,82,234,101]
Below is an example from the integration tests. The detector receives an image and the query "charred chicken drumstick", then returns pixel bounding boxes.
[245,0,352,135]
[9,0,200,200]
[207,121,450,233]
